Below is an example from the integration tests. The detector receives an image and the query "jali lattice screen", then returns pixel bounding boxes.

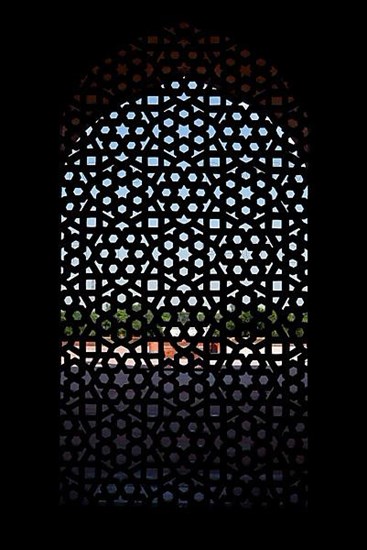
[60,23,308,508]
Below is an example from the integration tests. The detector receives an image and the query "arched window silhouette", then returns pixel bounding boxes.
[60,23,308,508]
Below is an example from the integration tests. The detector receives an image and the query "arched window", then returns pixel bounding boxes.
[60,22,308,508]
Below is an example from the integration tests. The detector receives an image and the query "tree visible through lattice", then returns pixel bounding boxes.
[60,27,308,508]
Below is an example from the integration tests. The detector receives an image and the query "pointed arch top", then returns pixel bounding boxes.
[60,21,309,157]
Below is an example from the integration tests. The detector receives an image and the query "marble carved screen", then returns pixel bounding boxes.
[60,22,309,508]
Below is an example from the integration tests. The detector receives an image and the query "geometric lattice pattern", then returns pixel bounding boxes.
[60,24,308,508]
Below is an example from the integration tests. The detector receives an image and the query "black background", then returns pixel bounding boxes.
[19,1,351,540]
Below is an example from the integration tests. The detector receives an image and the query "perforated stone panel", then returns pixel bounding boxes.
[60,23,308,508]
